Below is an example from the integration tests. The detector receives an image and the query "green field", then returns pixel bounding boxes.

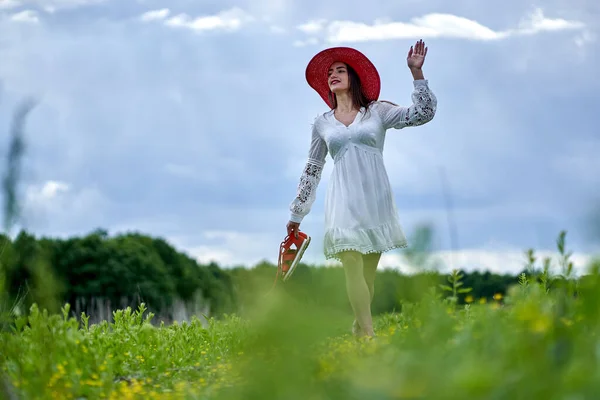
[3,252,600,400]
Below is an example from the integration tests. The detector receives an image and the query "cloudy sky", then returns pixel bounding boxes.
[0,0,598,275]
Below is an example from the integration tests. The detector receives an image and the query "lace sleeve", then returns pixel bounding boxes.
[289,119,327,223]
[376,79,437,130]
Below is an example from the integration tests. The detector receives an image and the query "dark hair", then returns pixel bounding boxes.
[327,63,373,115]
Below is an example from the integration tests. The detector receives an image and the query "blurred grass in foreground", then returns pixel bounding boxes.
[1,231,600,399]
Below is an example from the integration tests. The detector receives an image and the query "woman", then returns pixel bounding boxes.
[286,40,437,337]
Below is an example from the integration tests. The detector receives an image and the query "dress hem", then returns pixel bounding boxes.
[324,240,408,262]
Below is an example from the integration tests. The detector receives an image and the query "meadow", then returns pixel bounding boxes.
[2,236,600,400]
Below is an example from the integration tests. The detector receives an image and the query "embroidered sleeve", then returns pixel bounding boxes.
[289,119,327,223]
[377,79,437,130]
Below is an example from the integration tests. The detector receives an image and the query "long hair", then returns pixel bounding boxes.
[327,64,373,115]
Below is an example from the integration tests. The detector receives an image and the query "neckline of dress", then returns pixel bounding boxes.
[331,107,364,128]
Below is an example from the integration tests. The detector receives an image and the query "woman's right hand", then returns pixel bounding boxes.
[287,220,300,238]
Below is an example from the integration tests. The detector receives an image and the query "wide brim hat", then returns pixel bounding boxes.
[305,47,380,109]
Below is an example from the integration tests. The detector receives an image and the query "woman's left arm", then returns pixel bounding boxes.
[376,39,438,129]
[410,66,425,81]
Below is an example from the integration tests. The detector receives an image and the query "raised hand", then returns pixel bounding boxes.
[407,39,428,70]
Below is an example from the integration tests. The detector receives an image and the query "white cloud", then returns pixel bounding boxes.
[298,8,586,44]
[132,6,585,44]
[40,180,69,198]
[297,19,327,34]
[3,0,105,11]
[21,180,110,232]
[574,30,596,47]
[139,8,170,22]
[190,246,241,266]
[516,8,585,34]
[375,248,594,277]
[163,7,254,33]
[22,180,71,224]
[10,9,39,23]
[175,228,595,277]
[171,230,278,267]
[0,0,20,9]
[26,180,70,203]
[326,14,505,43]
[573,29,596,61]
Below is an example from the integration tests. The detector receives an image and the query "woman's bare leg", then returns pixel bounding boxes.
[363,252,381,304]
[353,253,381,335]
[339,250,374,337]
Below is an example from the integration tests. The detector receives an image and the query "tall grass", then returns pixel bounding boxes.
[0,230,599,399]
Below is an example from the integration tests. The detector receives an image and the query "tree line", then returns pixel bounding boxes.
[2,228,580,325]
[0,229,237,324]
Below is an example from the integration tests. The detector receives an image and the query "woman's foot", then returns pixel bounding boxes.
[352,319,360,336]
[352,319,376,338]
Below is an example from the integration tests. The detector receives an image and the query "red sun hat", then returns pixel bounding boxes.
[305,46,381,109]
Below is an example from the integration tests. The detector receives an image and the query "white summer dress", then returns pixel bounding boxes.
[289,79,437,261]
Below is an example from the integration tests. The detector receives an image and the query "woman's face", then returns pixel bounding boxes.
[328,61,349,93]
